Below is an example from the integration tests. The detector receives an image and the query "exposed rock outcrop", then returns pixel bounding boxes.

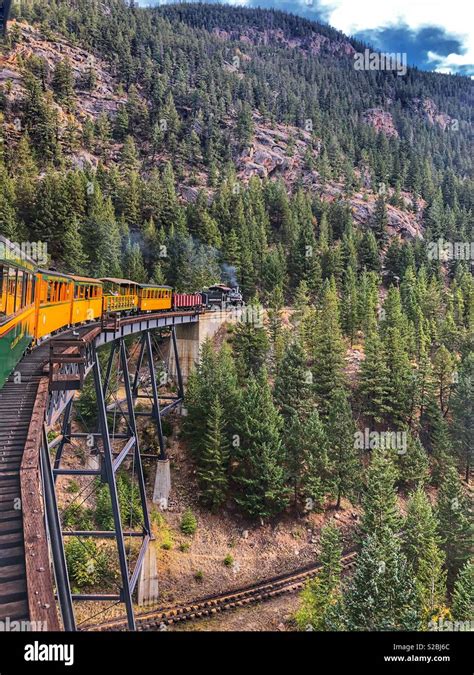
[361,108,399,137]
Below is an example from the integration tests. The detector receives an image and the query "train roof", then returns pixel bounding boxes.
[69,275,103,285]
[100,277,140,286]
[208,284,232,291]
[37,268,73,281]
[138,283,172,289]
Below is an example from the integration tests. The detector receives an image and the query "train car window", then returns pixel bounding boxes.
[21,272,28,308]
[11,268,18,312]
[0,265,6,315]
[40,279,46,303]
[74,284,79,299]
[15,270,23,312]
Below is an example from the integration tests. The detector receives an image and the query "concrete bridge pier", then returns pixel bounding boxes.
[137,543,159,606]
[168,310,233,385]
[152,458,171,509]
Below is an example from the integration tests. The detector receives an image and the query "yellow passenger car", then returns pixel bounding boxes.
[137,284,172,312]
[101,278,139,313]
[70,276,103,325]
[35,270,74,340]
[0,237,37,387]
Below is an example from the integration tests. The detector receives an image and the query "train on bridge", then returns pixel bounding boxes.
[0,236,243,389]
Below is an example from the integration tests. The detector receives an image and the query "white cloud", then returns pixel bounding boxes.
[317,0,474,73]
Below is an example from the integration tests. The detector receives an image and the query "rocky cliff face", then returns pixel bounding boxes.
[212,26,356,58]
[409,97,453,130]
[361,108,399,138]
[0,22,125,118]
[1,20,426,241]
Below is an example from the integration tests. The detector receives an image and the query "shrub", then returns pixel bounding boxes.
[223,553,234,567]
[179,542,190,552]
[66,480,80,494]
[95,475,143,530]
[180,509,197,535]
[161,533,173,550]
[65,538,111,589]
[62,503,94,530]
[194,570,203,581]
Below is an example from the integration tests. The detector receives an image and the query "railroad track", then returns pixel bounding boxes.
[86,549,359,632]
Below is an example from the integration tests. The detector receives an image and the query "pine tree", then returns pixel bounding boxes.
[273,340,311,421]
[311,279,346,417]
[266,284,285,364]
[432,345,456,416]
[83,188,122,277]
[403,487,447,623]
[23,74,60,163]
[326,388,361,508]
[357,330,392,425]
[296,524,344,630]
[62,214,88,273]
[341,266,358,345]
[197,396,230,510]
[301,409,330,510]
[397,433,429,489]
[345,531,421,631]
[372,193,388,245]
[184,340,239,461]
[357,270,379,338]
[383,326,414,427]
[52,58,75,109]
[358,230,380,273]
[420,394,455,486]
[437,467,472,590]
[451,561,473,623]
[232,303,269,380]
[124,241,148,283]
[450,354,473,482]
[234,369,290,518]
[360,447,401,539]
[0,163,18,239]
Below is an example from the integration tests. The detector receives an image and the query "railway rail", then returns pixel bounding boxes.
[86,549,359,631]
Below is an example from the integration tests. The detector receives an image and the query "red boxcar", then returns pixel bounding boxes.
[173,293,203,310]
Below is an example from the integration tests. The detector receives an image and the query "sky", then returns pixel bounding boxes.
[138,0,474,77]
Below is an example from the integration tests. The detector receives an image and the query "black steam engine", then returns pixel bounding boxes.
[201,284,244,309]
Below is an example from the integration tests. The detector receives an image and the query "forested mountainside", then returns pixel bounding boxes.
[0,0,472,290]
[1,1,472,632]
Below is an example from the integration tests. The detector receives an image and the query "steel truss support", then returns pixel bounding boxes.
[45,338,156,631]
[125,327,185,459]
[43,325,186,631]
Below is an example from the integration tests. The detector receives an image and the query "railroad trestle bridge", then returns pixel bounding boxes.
[0,310,209,631]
